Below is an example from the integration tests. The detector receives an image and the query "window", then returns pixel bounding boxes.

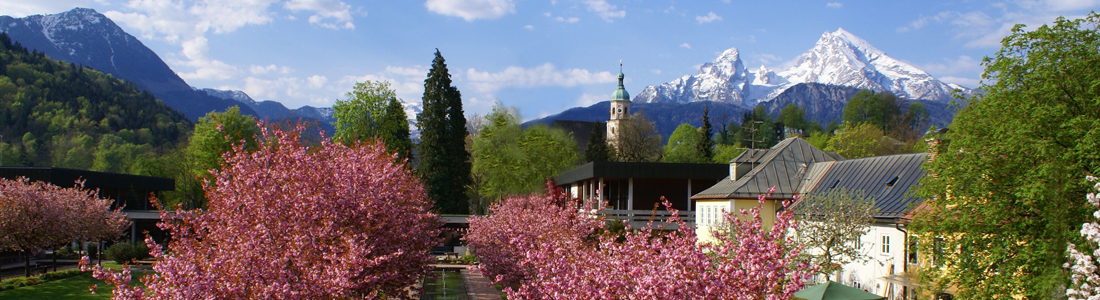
[907,235,919,265]
[881,235,890,254]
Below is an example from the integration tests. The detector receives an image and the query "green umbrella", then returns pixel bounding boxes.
[793,281,886,300]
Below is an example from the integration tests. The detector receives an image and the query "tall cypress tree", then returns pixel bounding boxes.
[416,50,471,214]
[698,104,715,161]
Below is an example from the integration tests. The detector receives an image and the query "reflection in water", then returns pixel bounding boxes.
[421,268,467,300]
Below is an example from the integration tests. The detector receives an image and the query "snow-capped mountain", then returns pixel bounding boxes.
[635,28,971,106]
[0,8,256,120]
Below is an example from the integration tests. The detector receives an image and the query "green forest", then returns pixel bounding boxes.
[0,33,191,173]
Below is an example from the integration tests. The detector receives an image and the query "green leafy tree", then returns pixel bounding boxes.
[912,13,1100,299]
[805,131,831,152]
[736,106,779,149]
[778,103,808,135]
[584,124,612,162]
[663,123,706,163]
[792,188,877,281]
[712,144,745,164]
[417,50,472,215]
[824,122,887,159]
[180,106,260,208]
[614,112,663,162]
[379,97,413,161]
[698,105,715,161]
[332,80,395,144]
[471,105,580,209]
[841,90,902,133]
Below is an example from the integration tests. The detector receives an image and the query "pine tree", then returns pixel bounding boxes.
[584,124,612,162]
[380,97,413,162]
[416,49,472,214]
[698,104,715,161]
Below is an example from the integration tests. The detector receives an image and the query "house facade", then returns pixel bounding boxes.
[691,138,928,299]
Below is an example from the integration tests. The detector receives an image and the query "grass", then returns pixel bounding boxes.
[0,263,146,300]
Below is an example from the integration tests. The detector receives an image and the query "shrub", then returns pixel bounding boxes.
[104,242,151,263]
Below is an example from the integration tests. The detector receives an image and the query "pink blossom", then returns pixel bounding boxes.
[466,183,816,299]
[84,122,440,299]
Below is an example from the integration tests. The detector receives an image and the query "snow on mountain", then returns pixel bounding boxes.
[635,28,971,106]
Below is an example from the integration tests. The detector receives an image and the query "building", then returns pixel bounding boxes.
[691,138,928,299]
[606,64,630,150]
[554,161,728,228]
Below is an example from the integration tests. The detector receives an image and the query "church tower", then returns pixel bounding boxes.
[607,62,631,149]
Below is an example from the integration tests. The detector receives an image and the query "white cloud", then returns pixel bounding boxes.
[938,76,980,88]
[307,75,328,89]
[575,93,609,107]
[524,24,535,29]
[284,0,356,29]
[651,69,662,75]
[917,55,982,76]
[102,0,358,82]
[250,64,292,75]
[464,63,617,93]
[695,11,721,24]
[895,2,1092,48]
[1045,0,1100,11]
[425,0,515,21]
[583,0,625,22]
[679,43,692,49]
[826,2,843,8]
[384,65,428,76]
[240,76,304,101]
[554,16,580,23]
[754,53,781,65]
[175,36,241,80]
[0,0,102,17]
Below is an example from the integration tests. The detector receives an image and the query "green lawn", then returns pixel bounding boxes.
[0,263,146,300]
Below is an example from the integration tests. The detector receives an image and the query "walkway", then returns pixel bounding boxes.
[431,264,502,300]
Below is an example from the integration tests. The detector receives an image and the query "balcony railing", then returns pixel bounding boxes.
[599,209,694,230]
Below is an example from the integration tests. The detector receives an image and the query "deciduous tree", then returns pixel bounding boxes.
[662,123,706,163]
[83,123,440,299]
[913,13,1100,298]
[0,177,128,277]
[791,188,877,281]
[614,112,662,162]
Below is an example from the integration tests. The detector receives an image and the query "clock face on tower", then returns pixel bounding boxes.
[617,108,623,114]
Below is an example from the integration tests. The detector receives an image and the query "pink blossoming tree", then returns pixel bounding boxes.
[0,177,129,277]
[84,123,440,299]
[466,184,816,299]
[1066,176,1100,299]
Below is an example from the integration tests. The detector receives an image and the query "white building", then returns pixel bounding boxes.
[692,138,926,299]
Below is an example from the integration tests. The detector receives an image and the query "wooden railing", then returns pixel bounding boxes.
[598,209,695,229]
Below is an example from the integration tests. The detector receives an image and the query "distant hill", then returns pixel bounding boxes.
[0,8,256,120]
[527,84,956,145]
[0,32,192,171]
[525,101,746,144]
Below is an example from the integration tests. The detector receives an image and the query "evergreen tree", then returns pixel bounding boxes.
[416,50,472,215]
[697,104,715,161]
[584,124,612,162]
[380,97,413,162]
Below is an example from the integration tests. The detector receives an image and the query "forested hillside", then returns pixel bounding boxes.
[0,32,191,172]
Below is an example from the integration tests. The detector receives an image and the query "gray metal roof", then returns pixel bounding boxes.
[692,138,839,200]
[795,153,928,219]
[554,161,728,184]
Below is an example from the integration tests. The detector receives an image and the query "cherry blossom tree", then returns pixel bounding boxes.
[84,123,440,299]
[1066,176,1100,299]
[466,184,816,299]
[0,177,128,277]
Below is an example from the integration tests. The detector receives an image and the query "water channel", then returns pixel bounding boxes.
[420,268,468,300]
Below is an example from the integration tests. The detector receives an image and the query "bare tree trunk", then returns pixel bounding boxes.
[23,251,31,278]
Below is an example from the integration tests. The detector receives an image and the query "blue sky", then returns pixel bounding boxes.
[2,0,1097,120]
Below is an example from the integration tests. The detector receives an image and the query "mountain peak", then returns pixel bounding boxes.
[716,47,741,62]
